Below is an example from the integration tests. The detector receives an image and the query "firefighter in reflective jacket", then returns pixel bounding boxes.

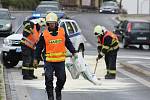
[94,25,119,79]
[33,12,77,100]
[20,17,43,80]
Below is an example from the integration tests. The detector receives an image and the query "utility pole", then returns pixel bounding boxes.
[149,0,150,14]
[137,0,139,14]
[0,0,1,8]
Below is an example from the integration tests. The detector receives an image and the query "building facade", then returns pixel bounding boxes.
[60,0,103,10]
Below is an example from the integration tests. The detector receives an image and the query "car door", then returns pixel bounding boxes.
[59,20,78,55]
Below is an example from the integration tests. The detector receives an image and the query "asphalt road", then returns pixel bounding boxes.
[1,12,150,100]
[72,13,150,66]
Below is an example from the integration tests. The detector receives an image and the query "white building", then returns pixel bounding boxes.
[118,0,150,14]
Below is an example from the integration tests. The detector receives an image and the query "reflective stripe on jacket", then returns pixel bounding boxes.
[43,27,66,62]
[101,31,119,52]
[21,24,40,49]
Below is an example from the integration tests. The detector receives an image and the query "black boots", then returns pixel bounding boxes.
[47,91,54,100]
[48,96,54,100]
[22,68,37,80]
[23,75,37,80]
[31,75,38,79]
[56,91,61,100]
[55,88,62,100]
[47,91,61,100]
[23,75,33,80]
[29,70,38,79]
[47,88,62,100]
[105,73,116,79]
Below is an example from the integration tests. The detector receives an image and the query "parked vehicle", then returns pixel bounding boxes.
[2,18,85,68]
[46,11,68,19]
[35,5,59,14]
[0,8,15,37]
[99,1,120,14]
[40,1,58,7]
[114,19,150,48]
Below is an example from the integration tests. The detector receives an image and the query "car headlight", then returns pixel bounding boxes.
[111,10,115,13]
[3,39,12,46]
[5,23,11,27]
[100,9,103,12]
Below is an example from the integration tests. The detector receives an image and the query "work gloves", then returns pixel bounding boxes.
[72,53,78,60]
[96,54,103,62]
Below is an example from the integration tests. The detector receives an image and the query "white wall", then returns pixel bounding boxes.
[117,0,150,14]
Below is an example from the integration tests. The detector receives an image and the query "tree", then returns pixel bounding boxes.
[119,0,123,9]
[1,0,40,10]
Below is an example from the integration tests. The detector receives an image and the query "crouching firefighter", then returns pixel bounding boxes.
[94,25,119,79]
[33,12,77,100]
[20,17,42,80]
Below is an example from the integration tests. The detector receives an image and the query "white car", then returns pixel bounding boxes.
[2,19,85,68]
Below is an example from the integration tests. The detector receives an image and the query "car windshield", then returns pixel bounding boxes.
[15,24,23,34]
[102,2,117,7]
[36,6,59,13]
[0,11,10,19]
[40,2,58,6]
[131,22,150,30]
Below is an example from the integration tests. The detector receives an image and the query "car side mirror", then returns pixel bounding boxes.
[11,16,16,20]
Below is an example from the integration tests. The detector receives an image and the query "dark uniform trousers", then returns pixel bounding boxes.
[105,49,118,75]
[44,61,66,98]
[21,45,34,77]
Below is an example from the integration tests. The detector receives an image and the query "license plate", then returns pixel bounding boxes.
[137,37,147,40]
[16,48,22,52]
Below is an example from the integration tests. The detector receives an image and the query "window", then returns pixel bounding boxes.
[72,22,78,32]
[66,22,74,35]
[15,24,23,34]
[0,11,10,19]
[131,22,150,30]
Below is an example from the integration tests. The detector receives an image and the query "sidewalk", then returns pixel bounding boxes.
[3,55,107,100]
[2,54,150,100]
[0,64,6,100]
[115,14,150,22]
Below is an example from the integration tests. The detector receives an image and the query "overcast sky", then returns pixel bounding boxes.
[120,0,150,14]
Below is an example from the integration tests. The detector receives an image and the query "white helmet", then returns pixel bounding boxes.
[94,25,103,36]
[101,26,107,33]
[46,12,58,23]
[38,18,46,26]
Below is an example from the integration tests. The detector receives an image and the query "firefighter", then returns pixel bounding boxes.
[94,25,119,79]
[33,12,77,100]
[20,16,43,80]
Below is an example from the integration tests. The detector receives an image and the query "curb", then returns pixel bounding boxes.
[120,62,150,76]
[0,64,6,100]
[115,14,150,22]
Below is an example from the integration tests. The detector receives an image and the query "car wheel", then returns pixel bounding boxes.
[122,38,128,48]
[78,44,84,57]
[139,45,143,50]
[2,52,19,68]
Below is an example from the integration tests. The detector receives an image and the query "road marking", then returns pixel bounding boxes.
[118,56,150,59]
[118,67,150,88]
